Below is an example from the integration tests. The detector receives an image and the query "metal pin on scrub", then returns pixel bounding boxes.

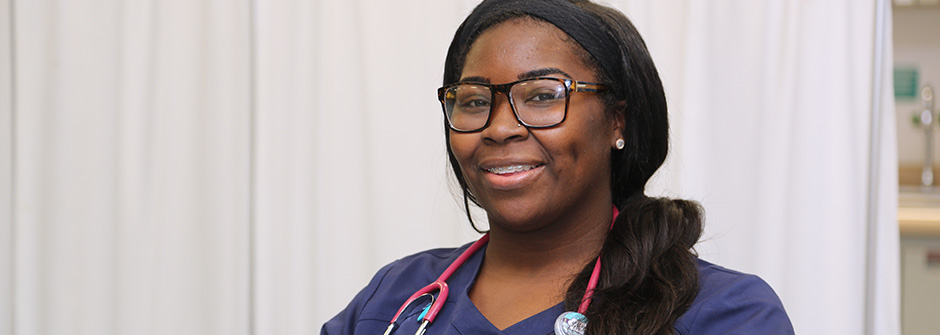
[554,311,588,335]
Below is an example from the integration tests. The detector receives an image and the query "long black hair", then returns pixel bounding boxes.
[442,1,704,334]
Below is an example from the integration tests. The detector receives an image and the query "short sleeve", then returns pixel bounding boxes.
[677,274,795,335]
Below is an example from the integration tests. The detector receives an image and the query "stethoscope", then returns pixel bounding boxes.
[383,207,618,335]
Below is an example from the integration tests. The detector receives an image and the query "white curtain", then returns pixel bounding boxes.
[6,0,252,334]
[0,1,898,335]
[615,1,900,334]
[1,0,12,332]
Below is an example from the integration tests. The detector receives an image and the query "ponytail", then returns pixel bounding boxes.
[556,3,707,332]
[565,196,703,334]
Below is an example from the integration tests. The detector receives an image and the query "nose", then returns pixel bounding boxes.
[481,94,528,143]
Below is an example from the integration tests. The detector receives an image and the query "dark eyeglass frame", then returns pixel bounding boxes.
[437,77,608,133]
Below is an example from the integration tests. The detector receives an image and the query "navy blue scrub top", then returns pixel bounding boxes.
[321,242,794,335]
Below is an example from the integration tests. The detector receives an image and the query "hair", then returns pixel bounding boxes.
[442,0,704,334]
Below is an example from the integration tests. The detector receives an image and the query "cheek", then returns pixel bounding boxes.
[449,133,478,173]
[551,116,612,172]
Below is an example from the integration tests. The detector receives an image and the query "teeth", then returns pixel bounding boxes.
[487,164,535,174]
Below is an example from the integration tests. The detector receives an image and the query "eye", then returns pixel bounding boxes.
[459,97,491,108]
[528,91,563,102]
[524,89,564,106]
[454,93,491,115]
[458,96,491,113]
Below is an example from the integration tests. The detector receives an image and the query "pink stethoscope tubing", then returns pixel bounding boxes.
[382,234,490,335]
[383,207,617,335]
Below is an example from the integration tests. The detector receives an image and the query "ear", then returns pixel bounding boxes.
[608,100,626,148]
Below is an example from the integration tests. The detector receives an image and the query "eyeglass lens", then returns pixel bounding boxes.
[443,79,567,131]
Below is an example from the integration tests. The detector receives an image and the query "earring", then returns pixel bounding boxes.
[517,124,522,127]
[615,138,625,150]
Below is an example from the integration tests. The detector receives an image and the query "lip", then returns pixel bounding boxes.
[478,159,545,190]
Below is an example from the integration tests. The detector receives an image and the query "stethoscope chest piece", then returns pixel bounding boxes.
[554,311,588,335]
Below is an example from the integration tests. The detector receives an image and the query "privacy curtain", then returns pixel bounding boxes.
[0,1,898,335]
[4,1,253,334]
[616,1,899,334]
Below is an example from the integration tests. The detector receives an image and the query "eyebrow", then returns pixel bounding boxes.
[457,67,574,84]
[459,76,490,84]
[518,68,572,80]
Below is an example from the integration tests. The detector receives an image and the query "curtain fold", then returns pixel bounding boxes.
[252,1,478,332]
[3,1,899,334]
[619,1,900,334]
[1,0,13,332]
[9,0,251,334]
[872,6,900,333]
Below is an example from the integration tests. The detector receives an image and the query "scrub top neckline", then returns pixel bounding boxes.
[448,243,564,335]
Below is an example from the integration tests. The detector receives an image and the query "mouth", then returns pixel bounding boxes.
[478,162,545,190]
[485,164,542,175]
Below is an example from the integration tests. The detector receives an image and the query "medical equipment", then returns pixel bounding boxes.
[382,233,490,335]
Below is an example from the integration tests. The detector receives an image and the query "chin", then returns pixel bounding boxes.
[483,201,548,231]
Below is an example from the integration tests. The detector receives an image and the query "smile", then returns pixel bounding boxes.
[486,164,540,175]
[479,163,545,190]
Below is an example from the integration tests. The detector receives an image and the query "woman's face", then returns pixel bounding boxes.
[450,18,622,231]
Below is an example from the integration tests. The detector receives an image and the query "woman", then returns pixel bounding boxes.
[322,0,794,334]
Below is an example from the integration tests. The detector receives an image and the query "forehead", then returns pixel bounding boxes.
[460,18,596,83]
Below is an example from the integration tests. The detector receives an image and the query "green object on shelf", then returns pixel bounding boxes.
[895,66,919,101]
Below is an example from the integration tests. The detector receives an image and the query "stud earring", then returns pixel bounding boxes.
[517,124,522,127]
[615,138,625,150]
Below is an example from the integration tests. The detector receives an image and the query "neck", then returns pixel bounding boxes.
[467,200,614,329]
[482,200,612,279]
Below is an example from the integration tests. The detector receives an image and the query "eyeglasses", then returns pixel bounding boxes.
[437,77,608,133]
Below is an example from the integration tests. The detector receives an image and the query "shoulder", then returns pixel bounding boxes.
[386,246,467,274]
[357,244,471,307]
[674,259,795,335]
[368,245,468,296]
[320,244,472,335]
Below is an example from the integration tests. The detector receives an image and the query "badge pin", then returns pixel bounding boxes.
[554,311,588,335]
